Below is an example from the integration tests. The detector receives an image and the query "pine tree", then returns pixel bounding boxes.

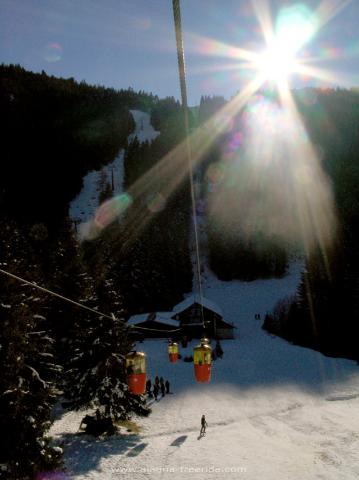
[63,275,150,432]
[0,221,62,479]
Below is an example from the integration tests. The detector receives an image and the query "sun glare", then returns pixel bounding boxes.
[256,41,298,84]
[85,0,347,255]
[255,3,318,85]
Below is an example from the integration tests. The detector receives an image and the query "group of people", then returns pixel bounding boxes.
[146,376,170,401]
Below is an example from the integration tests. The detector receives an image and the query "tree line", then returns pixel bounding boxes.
[263,88,359,360]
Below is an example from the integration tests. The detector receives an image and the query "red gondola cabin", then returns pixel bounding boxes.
[193,338,212,382]
[126,351,146,394]
[168,341,179,363]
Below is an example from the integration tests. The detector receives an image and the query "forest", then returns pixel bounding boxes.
[263,87,359,361]
[1,63,359,478]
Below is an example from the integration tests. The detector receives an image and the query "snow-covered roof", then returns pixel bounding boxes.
[127,312,178,327]
[126,313,148,326]
[172,295,223,317]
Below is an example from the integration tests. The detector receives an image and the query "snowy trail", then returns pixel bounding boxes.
[68,110,159,234]
[53,387,359,479]
[55,111,359,478]
[128,110,160,143]
[68,151,125,227]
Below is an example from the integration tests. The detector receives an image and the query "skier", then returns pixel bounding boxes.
[154,376,160,387]
[200,414,207,435]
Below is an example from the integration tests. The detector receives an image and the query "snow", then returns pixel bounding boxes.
[127,312,179,328]
[172,294,223,317]
[68,150,125,228]
[128,110,160,144]
[68,110,159,236]
[126,313,148,326]
[55,112,359,478]
[51,257,359,480]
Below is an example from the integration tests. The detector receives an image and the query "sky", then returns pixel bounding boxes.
[0,0,358,105]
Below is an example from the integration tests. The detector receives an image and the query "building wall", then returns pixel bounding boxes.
[216,328,235,340]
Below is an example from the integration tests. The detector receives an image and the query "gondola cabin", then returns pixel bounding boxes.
[168,341,179,363]
[193,338,212,383]
[126,351,146,395]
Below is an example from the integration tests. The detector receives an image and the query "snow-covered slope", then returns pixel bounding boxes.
[68,110,159,232]
[58,111,359,479]
[52,256,359,479]
[128,110,160,143]
[68,151,125,226]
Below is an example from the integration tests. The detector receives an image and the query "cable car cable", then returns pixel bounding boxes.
[172,1,213,383]
[172,0,205,330]
[0,267,180,333]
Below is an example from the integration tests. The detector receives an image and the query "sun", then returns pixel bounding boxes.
[256,40,298,85]
[251,3,318,87]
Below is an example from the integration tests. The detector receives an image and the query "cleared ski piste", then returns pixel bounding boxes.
[68,110,160,238]
[51,258,359,479]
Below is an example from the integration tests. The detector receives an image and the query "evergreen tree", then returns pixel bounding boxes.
[0,221,62,479]
[64,302,150,429]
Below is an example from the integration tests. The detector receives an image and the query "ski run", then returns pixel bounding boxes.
[51,111,359,479]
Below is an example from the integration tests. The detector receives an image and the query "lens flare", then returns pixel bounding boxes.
[147,192,166,213]
[44,43,63,62]
[207,93,337,251]
[94,193,132,229]
[206,162,226,185]
[81,0,349,255]
[227,131,243,153]
[36,472,69,480]
[275,4,318,54]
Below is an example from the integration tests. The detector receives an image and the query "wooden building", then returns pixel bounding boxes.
[127,312,180,339]
[171,295,235,340]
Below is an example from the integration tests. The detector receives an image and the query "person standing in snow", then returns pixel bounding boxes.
[153,383,159,401]
[165,380,170,394]
[215,340,223,359]
[160,382,165,397]
[146,379,152,397]
[200,414,207,435]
